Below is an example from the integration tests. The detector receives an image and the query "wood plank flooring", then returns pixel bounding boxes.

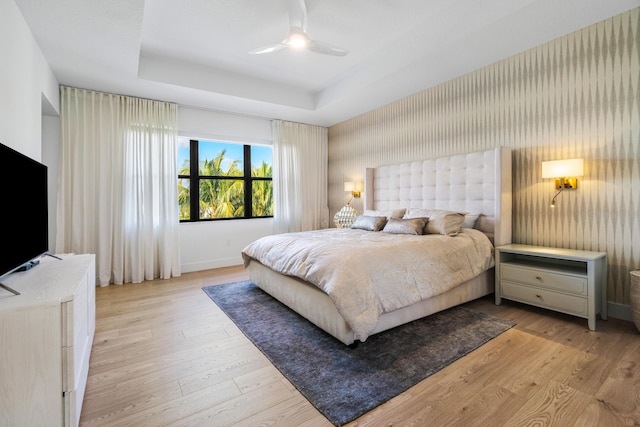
[80,266,640,426]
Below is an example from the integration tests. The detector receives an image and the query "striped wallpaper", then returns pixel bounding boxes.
[328,7,640,308]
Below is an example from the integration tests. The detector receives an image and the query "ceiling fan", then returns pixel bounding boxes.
[248,0,349,56]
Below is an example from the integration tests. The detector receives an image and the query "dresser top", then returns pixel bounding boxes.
[0,254,95,309]
[496,244,607,261]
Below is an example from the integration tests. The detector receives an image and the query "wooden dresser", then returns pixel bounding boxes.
[0,254,96,427]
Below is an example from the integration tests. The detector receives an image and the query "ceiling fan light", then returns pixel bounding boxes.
[249,2,347,56]
[289,35,307,49]
[287,33,308,49]
[288,30,308,49]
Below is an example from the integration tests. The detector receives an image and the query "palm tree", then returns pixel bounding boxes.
[178,160,191,220]
[179,147,273,220]
[252,161,273,216]
[199,150,243,219]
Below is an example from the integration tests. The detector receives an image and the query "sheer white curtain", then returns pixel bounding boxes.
[57,86,181,286]
[272,120,329,233]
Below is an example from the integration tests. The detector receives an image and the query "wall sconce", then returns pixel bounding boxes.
[541,158,584,207]
[344,181,362,205]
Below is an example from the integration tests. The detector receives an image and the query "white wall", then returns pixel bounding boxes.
[42,115,60,251]
[180,218,273,272]
[1,0,59,253]
[177,106,274,272]
[0,0,58,159]
[179,106,272,145]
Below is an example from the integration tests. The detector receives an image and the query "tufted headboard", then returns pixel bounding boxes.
[363,146,512,246]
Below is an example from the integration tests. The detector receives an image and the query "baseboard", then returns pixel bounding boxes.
[607,302,632,322]
[181,258,243,273]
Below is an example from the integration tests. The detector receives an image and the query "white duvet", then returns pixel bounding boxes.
[241,228,495,341]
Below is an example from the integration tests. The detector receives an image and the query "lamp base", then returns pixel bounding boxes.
[333,205,359,228]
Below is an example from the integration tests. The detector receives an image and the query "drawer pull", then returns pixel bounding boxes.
[536,294,542,298]
[535,275,542,280]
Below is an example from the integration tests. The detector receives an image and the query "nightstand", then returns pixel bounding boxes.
[495,244,607,330]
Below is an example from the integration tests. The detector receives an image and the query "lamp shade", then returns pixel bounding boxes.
[344,181,362,192]
[541,158,583,178]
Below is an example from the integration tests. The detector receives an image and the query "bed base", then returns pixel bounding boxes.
[248,261,494,345]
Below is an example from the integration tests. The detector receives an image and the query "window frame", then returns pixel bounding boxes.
[179,139,273,222]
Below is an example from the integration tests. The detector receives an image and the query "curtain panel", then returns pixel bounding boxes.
[57,86,181,286]
[272,120,329,233]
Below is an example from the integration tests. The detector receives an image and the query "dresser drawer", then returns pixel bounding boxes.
[501,263,587,295]
[500,281,588,317]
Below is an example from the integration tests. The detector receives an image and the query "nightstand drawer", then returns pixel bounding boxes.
[501,263,587,295]
[501,281,588,317]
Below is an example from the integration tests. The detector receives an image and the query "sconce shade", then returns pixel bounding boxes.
[344,181,362,191]
[344,181,362,198]
[541,158,583,179]
[543,158,584,207]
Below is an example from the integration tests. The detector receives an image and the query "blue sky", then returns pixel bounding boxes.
[178,137,271,173]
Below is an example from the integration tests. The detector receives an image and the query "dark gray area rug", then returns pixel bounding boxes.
[202,280,515,426]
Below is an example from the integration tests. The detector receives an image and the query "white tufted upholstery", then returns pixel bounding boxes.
[364,147,512,246]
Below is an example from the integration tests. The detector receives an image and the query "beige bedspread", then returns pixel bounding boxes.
[241,228,494,341]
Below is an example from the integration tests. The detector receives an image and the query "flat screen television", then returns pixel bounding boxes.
[0,142,49,281]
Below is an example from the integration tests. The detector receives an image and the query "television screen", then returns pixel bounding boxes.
[0,142,49,279]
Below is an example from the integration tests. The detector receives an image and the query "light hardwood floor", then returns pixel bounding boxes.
[80,265,640,426]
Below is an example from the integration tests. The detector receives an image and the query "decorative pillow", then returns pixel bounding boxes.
[382,217,427,235]
[351,215,388,232]
[363,208,406,220]
[462,213,480,229]
[404,208,465,236]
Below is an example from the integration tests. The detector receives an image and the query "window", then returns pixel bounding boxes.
[178,138,273,221]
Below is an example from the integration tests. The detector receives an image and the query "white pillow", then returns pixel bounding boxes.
[404,208,465,236]
[363,208,406,220]
[461,213,480,229]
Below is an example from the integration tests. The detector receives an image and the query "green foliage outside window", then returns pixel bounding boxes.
[178,140,273,221]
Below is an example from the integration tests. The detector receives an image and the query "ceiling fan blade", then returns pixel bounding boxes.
[249,41,288,55]
[289,0,308,32]
[308,40,349,56]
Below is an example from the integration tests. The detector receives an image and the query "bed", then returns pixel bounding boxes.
[242,147,512,345]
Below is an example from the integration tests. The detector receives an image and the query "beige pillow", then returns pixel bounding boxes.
[404,208,465,235]
[363,208,406,220]
[382,217,427,235]
[351,215,388,232]
[462,213,480,229]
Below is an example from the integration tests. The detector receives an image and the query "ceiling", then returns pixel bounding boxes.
[15,0,640,127]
